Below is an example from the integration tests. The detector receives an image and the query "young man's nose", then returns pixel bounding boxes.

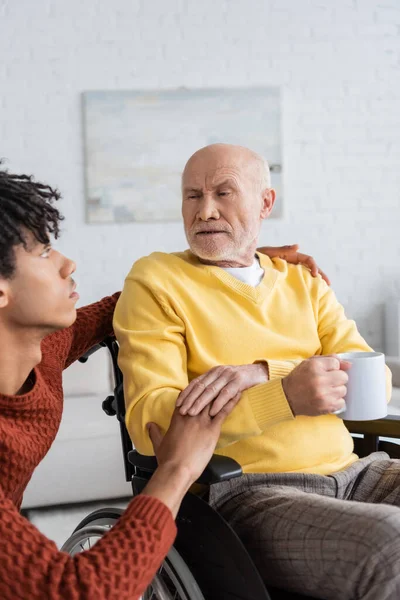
[60,255,76,278]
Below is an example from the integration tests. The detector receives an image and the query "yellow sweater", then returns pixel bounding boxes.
[114,250,392,476]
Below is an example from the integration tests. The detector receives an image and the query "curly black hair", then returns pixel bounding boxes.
[0,161,64,278]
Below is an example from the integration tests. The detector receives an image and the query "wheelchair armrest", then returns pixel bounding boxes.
[196,454,243,485]
[128,450,243,484]
[78,341,107,363]
[344,415,400,439]
[128,450,158,473]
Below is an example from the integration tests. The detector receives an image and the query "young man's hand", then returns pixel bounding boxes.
[257,244,331,285]
[142,403,238,517]
[176,363,268,417]
[148,405,234,482]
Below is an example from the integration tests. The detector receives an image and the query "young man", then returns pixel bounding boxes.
[0,162,325,599]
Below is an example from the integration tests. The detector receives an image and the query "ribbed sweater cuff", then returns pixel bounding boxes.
[267,359,301,379]
[246,378,294,430]
[126,494,177,535]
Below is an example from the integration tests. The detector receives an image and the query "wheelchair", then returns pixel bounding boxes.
[61,337,400,600]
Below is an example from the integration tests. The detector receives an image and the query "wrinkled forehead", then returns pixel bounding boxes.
[182,156,258,190]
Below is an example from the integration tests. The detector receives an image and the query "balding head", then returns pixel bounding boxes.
[182,143,271,193]
[181,143,275,267]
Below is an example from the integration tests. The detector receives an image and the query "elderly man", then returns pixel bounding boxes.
[114,143,396,600]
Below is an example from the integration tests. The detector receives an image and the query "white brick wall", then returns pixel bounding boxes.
[0,0,399,350]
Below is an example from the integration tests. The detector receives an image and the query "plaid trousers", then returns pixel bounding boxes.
[209,452,400,600]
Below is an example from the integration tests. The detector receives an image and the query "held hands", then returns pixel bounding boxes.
[176,363,269,417]
[282,356,351,417]
[143,407,236,517]
[257,244,331,285]
[148,403,236,484]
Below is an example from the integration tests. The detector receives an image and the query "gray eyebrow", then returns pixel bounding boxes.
[183,187,202,193]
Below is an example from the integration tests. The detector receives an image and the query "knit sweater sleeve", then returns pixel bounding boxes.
[51,292,121,369]
[0,488,176,599]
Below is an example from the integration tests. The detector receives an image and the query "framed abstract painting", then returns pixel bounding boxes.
[83,87,283,223]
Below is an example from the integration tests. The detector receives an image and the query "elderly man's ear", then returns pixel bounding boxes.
[260,188,276,219]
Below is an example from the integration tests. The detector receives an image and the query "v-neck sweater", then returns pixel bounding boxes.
[222,256,264,287]
[114,250,392,476]
[0,293,176,599]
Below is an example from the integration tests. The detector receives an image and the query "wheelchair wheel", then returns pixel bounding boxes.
[142,546,204,600]
[61,508,205,600]
[60,507,123,555]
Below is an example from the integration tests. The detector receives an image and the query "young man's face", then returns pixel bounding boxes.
[0,230,79,334]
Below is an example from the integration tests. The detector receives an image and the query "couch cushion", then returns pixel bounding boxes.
[22,392,130,508]
[57,392,117,440]
[22,427,130,508]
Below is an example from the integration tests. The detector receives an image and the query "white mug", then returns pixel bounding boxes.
[335,351,387,421]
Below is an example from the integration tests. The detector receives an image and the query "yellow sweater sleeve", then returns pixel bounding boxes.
[245,272,392,412]
[113,274,294,455]
[266,359,302,379]
[113,276,186,455]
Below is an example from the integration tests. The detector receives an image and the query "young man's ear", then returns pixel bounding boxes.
[0,280,10,309]
[260,188,276,219]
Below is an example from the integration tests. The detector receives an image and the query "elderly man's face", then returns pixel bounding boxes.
[182,146,275,266]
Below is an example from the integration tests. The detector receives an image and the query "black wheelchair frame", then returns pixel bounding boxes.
[80,338,400,600]
[87,338,274,600]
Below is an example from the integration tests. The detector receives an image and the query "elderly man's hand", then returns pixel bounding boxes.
[257,244,331,285]
[282,356,351,417]
[176,363,269,417]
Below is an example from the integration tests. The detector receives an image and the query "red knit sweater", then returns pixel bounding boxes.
[0,293,177,599]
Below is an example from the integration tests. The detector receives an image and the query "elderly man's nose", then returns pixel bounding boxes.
[198,198,219,221]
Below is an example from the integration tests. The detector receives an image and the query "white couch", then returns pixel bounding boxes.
[22,351,400,509]
[22,348,131,509]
